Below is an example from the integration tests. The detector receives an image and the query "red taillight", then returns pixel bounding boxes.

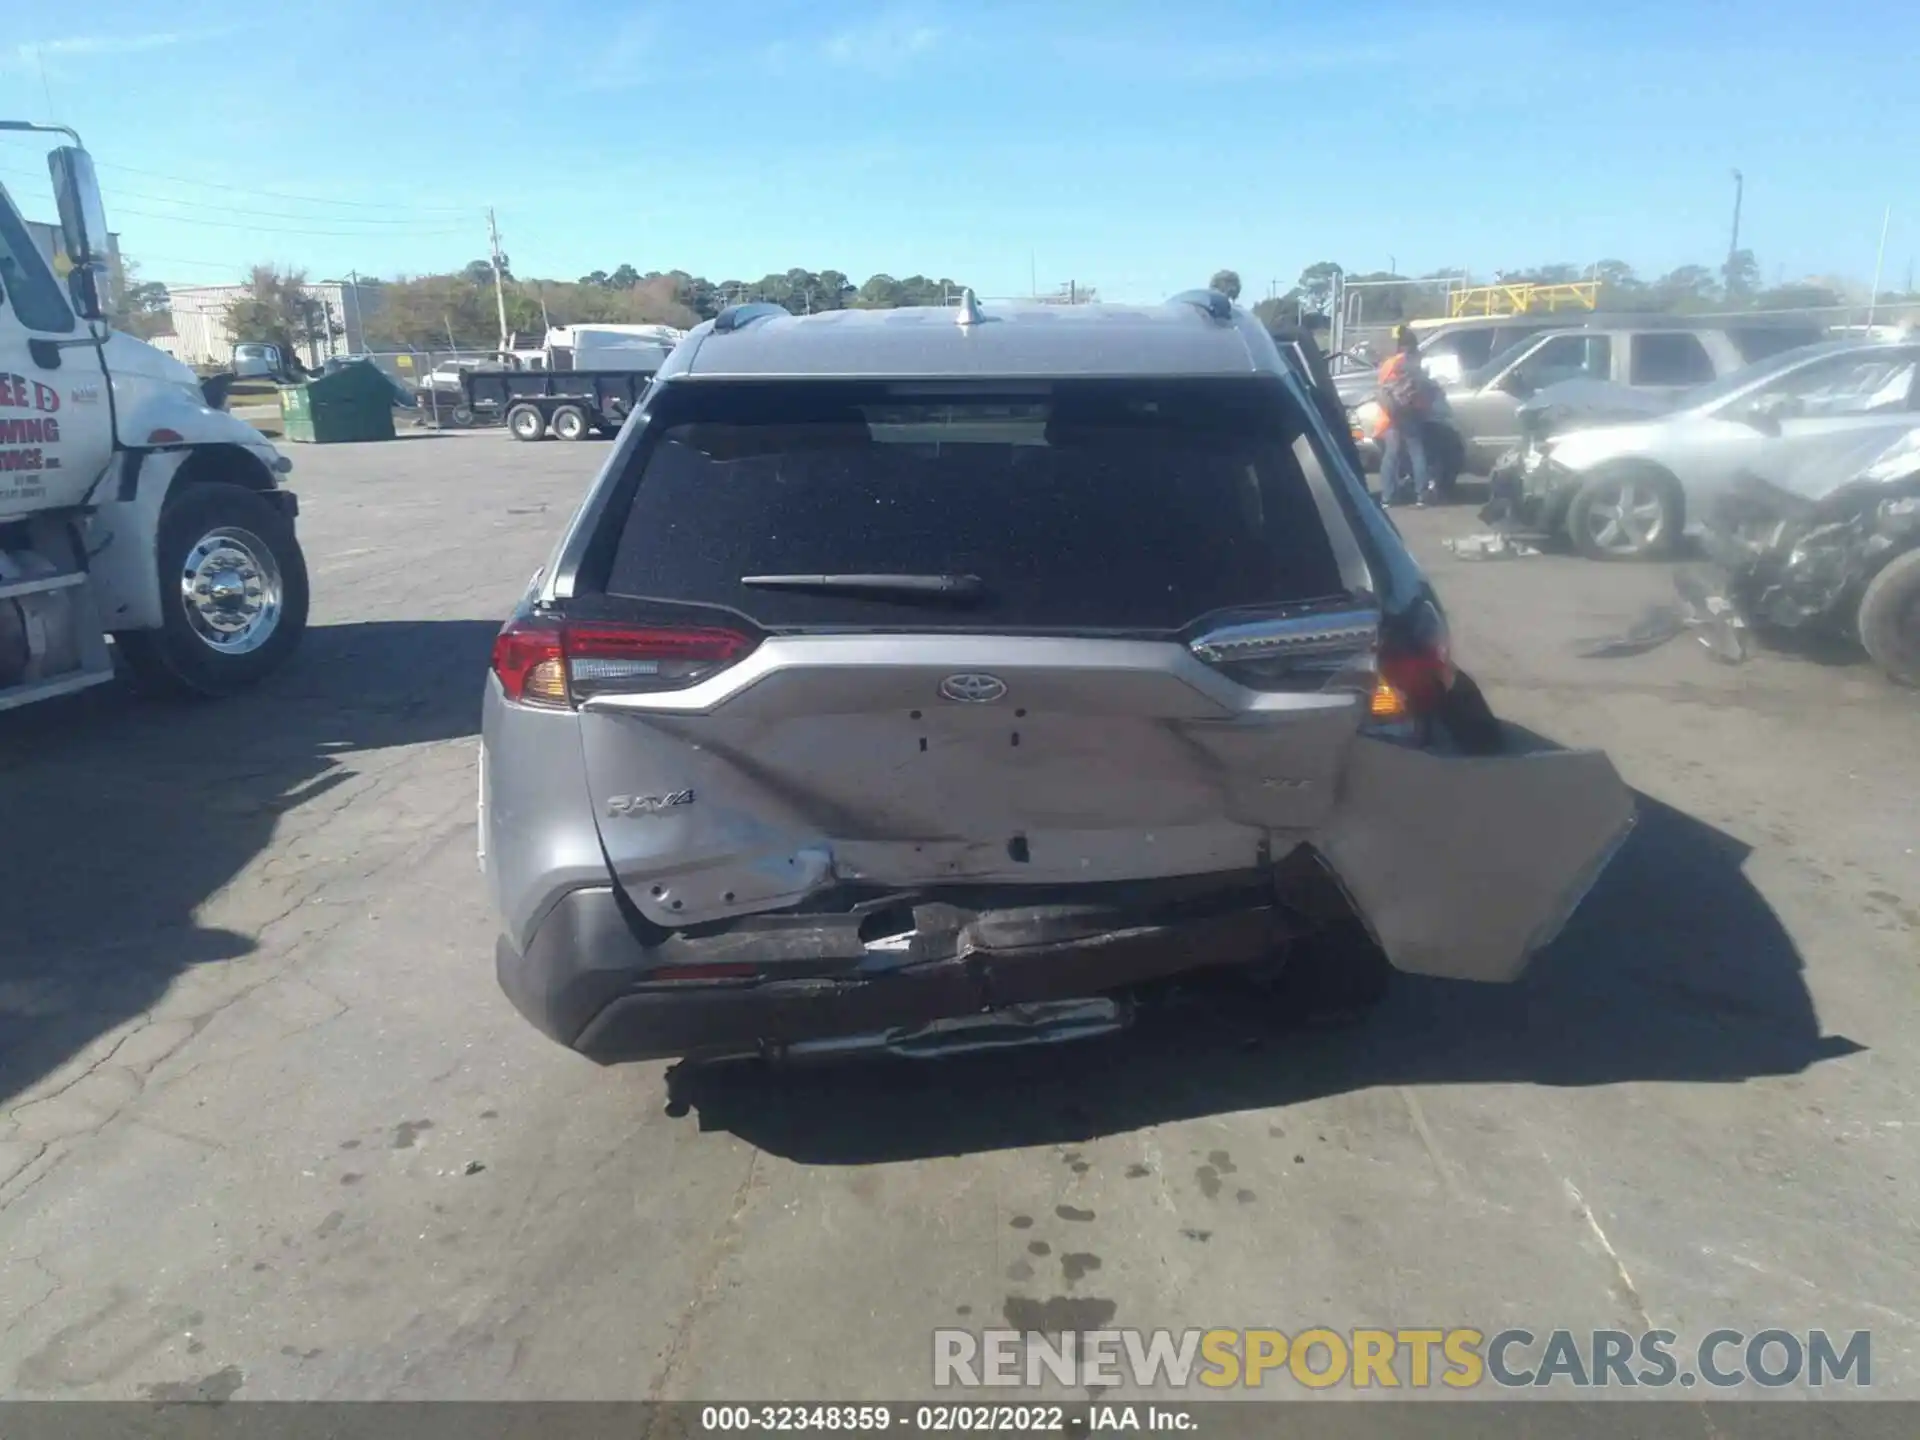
[491,618,567,705]
[490,617,756,708]
[1377,607,1456,716]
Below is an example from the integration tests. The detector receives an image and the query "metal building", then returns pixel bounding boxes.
[160,279,383,368]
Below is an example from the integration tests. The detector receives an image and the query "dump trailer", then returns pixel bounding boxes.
[461,368,656,441]
[1,120,306,710]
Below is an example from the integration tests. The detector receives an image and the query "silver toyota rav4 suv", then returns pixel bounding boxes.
[481,291,1634,1068]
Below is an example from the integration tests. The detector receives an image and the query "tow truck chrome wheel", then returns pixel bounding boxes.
[181,527,283,655]
[117,482,310,699]
[1568,470,1681,561]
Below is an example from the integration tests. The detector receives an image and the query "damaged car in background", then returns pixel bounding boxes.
[481,293,1638,1084]
[1486,338,1920,560]
[1582,427,1920,686]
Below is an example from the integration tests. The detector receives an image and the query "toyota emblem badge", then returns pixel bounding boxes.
[939,673,1009,704]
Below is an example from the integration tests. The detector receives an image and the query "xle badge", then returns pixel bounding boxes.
[606,789,694,818]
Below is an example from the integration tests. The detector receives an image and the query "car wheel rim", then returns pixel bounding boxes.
[1586,479,1666,554]
[181,526,282,655]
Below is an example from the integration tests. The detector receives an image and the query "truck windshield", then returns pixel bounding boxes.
[0,193,77,334]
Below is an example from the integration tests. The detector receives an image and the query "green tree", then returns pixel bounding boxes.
[1755,282,1842,310]
[1504,262,1582,285]
[1652,264,1719,310]
[1296,261,1342,314]
[1721,248,1760,302]
[363,272,498,350]
[225,265,338,362]
[108,254,172,339]
[1209,269,1242,302]
[608,263,641,289]
[1251,296,1295,330]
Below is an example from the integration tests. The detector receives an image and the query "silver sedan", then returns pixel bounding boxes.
[1515,339,1920,559]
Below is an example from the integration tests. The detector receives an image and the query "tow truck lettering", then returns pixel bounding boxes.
[0,417,58,444]
[0,448,46,472]
[0,375,61,413]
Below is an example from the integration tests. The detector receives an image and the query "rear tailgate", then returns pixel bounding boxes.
[577,634,1368,923]
[568,377,1381,928]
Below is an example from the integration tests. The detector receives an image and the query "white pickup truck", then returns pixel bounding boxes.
[0,122,306,710]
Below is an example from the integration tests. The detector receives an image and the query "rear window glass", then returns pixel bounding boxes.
[1450,332,1497,369]
[1630,332,1717,385]
[602,380,1350,631]
[1728,325,1828,365]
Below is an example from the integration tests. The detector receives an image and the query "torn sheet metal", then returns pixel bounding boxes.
[1314,735,1636,983]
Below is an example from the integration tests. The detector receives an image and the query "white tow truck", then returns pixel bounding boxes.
[0,122,307,711]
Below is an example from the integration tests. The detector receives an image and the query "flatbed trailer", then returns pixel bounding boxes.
[460,370,655,441]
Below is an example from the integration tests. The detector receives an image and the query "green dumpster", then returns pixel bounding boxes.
[278,360,398,443]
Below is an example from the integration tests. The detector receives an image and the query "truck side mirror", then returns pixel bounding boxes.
[66,265,102,322]
[49,146,113,321]
[1497,369,1534,398]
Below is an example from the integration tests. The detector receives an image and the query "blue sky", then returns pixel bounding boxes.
[3,0,1915,299]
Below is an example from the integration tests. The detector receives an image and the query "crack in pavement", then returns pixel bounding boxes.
[0,789,470,1213]
[645,1148,763,1411]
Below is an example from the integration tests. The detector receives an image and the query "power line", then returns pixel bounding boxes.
[92,159,476,213]
[110,204,471,239]
[0,161,474,226]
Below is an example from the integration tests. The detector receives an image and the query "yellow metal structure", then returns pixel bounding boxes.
[1448,282,1600,318]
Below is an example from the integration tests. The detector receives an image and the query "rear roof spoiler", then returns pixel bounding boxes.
[712,302,790,334]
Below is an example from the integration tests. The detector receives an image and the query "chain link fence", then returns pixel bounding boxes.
[359,349,505,429]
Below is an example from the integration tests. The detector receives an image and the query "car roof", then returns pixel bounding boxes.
[1423,313,1831,336]
[660,296,1278,382]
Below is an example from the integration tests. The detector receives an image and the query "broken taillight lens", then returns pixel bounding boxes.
[1375,601,1456,718]
[490,617,758,708]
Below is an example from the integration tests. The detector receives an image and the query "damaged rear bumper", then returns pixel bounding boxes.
[497,736,1636,1063]
[498,879,1295,1064]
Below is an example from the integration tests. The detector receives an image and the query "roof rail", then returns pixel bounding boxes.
[712,302,790,334]
[1168,289,1234,322]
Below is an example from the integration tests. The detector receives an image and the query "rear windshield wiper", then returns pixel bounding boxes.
[739,573,987,602]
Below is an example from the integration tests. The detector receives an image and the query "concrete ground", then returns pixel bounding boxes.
[1,432,1915,1406]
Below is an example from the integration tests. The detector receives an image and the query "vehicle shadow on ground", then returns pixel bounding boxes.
[0,619,497,1106]
[680,763,1862,1163]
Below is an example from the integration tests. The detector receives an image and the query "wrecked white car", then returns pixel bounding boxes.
[1488,338,1920,561]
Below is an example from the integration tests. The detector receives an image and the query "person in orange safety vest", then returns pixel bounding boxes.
[1375,324,1435,506]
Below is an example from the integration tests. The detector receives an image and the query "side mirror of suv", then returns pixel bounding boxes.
[1497,369,1534,399]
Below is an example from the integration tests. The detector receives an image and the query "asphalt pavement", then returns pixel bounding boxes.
[1,431,1915,1405]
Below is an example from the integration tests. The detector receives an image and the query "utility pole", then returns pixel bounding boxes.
[1866,204,1892,329]
[487,208,509,352]
[1726,169,1745,287]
